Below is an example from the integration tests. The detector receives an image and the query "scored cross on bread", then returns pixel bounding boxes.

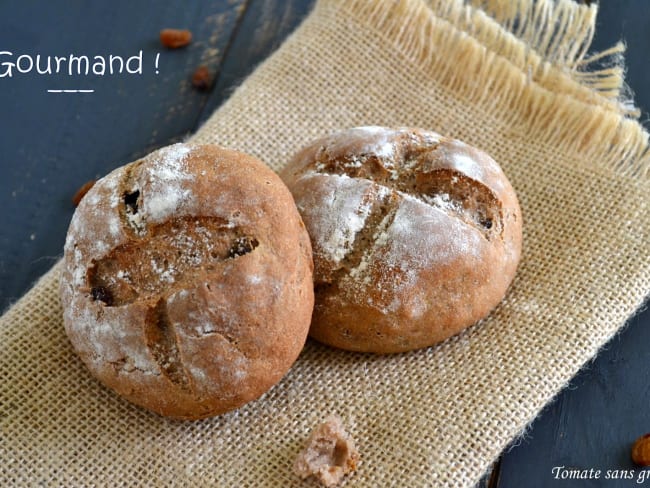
[281,127,522,353]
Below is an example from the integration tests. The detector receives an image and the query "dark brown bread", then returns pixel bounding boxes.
[281,127,522,353]
[60,143,314,419]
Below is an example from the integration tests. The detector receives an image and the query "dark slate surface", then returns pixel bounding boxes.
[0,0,248,310]
[495,2,650,486]
[0,1,648,486]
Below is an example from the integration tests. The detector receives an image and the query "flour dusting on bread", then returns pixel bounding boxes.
[60,144,314,419]
[141,143,194,222]
[281,126,522,353]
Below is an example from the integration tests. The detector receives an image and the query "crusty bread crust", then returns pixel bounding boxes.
[281,127,522,353]
[60,144,314,419]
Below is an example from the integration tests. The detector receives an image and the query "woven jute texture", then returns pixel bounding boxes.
[2,0,650,486]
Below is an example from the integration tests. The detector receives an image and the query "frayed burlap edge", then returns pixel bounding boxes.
[318,0,649,178]
[428,0,635,116]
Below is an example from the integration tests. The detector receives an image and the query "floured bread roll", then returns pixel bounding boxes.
[281,127,522,353]
[60,144,314,419]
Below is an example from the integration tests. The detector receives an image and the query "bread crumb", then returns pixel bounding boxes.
[294,415,359,487]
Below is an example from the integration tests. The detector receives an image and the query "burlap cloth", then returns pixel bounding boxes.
[2,0,649,486]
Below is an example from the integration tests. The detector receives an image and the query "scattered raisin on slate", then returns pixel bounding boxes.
[632,433,650,466]
[191,65,212,91]
[159,29,192,49]
[72,180,96,206]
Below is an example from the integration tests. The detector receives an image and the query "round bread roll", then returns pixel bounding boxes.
[60,143,314,419]
[280,127,522,353]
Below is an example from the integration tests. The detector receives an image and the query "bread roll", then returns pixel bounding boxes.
[281,127,522,353]
[60,143,314,419]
